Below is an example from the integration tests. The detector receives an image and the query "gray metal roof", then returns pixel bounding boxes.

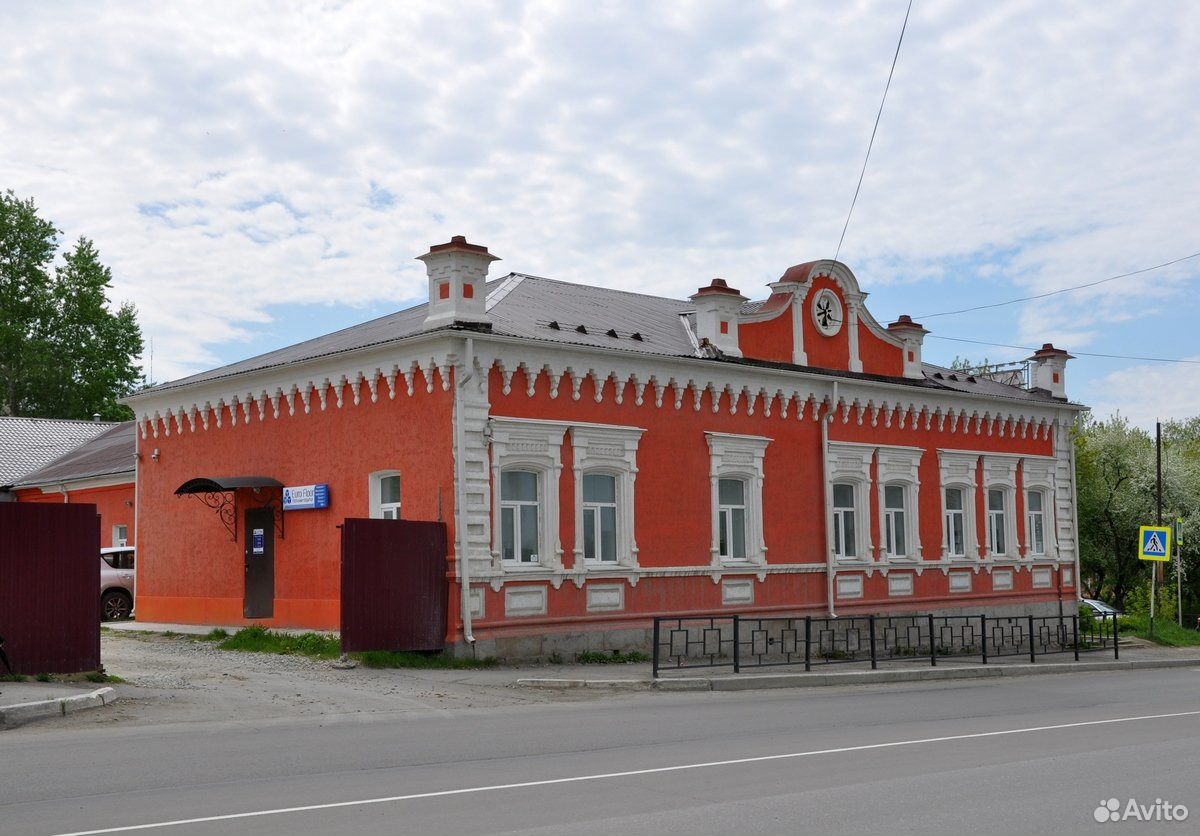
[11,421,135,489]
[133,273,1073,409]
[0,417,116,487]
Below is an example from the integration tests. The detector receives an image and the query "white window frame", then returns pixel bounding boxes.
[1021,457,1058,559]
[875,447,923,561]
[706,432,771,567]
[982,455,1019,559]
[1025,488,1047,557]
[938,450,980,560]
[369,470,402,520]
[570,423,644,570]
[488,417,567,572]
[986,487,1009,557]
[827,443,873,563]
[499,468,542,564]
[112,524,129,547]
[719,477,751,561]
[831,482,857,560]
[943,486,970,559]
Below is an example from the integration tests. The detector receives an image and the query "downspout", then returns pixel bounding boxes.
[824,381,837,617]
[455,337,477,646]
[1068,413,1081,605]
[59,483,69,504]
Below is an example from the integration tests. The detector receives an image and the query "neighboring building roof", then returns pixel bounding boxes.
[134,272,1074,409]
[0,416,117,487]
[11,421,135,489]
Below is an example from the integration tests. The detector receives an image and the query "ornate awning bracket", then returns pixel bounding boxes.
[180,490,238,542]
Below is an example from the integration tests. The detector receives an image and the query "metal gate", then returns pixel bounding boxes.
[340,518,448,653]
[0,503,101,674]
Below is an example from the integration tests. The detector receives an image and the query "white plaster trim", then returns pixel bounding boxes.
[876,446,924,561]
[887,573,914,597]
[836,574,864,599]
[721,578,755,606]
[705,432,771,567]
[938,450,980,560]
[949,571,973,593]
[571,423,644,571]
[991,569,1014,591]
[827,442,874,561]
[982,456,1020,560]
[504,585,548,617]
[488,417,567,572]
[586,583,626,612]
[1031,567,1053,588]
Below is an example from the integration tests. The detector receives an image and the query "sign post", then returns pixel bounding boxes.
[1176,518,1186,628]
[1139,525,1172,637]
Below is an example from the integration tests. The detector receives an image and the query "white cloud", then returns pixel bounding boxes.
[0,0,1197,390]
[1083,359,1200,430]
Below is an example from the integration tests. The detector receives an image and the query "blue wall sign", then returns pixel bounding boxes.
[251,528,265,555]
[283,484,330,511]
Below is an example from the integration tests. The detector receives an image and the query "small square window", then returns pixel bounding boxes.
[438,282,450,300]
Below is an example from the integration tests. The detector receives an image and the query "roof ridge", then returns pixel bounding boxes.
[505,273,690,307]
[0,416,117,426]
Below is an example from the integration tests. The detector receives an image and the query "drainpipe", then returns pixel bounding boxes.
[59,483,69,504]
[1068,414,1081,606]
[824,381,837,617]
[455,336,477,647]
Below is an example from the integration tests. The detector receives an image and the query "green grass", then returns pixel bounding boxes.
[216,626,341,659]
[84,672,126,683]
[1118,614,1200,647]
[0,674,29,682]
[208,627,497,668]
[576,650,651,664]
[197,628,230,642]
[355,650,496,670]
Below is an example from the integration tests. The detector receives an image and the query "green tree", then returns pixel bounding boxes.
[1076,414,1200,611]
[0,190,142,420]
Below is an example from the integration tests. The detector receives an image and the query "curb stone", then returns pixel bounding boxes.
[516,658,1200,693]
[0,687,118,729]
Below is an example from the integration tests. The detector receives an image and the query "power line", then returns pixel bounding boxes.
[927,334,1200,365]
[832,0,913,265]
[915,250,1200,319]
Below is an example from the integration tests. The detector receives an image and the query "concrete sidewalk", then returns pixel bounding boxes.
[0,681,118,729]
[517,644,1200,692]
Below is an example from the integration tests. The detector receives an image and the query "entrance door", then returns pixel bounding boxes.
[243,507,275,618]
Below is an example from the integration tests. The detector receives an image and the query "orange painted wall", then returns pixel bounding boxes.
[136,371,453,630]
[15,483,135,548]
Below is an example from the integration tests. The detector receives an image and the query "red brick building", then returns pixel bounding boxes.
[125,237,1084,656]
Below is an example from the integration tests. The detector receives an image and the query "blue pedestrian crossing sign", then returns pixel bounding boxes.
[1138,525,1172,562]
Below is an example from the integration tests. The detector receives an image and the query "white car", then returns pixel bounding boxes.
[100,547,135,621]
[1080,598,1122,620]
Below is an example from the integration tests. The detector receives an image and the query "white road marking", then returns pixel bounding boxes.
[55,709,1200,836]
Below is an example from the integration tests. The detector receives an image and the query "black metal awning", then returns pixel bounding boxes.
[174,476,283,495]
[174,477,284,542]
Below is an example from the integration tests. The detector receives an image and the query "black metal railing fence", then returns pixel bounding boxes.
[652,611,1119,677]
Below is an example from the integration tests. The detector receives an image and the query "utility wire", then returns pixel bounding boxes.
[915,250,1200,319]
[927,334,1200,365]
[832,0,913,265]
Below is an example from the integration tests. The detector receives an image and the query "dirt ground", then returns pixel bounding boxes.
[39,631,610,731]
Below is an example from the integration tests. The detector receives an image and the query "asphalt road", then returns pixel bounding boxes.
[3,668,1200,836]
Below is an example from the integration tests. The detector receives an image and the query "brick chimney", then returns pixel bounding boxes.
[1028,343,1073,399]
[887,315,929,380]
[690,279,746,357]
[418,235,499,329]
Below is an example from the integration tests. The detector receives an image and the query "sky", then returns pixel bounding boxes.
[2,0,1198,428]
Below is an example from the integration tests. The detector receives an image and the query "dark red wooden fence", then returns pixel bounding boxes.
[340,518,448,653]
[0,502,100,674]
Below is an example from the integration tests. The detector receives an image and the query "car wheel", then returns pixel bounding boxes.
[101,590,133,622]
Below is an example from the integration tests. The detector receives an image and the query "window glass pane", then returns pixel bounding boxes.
[583,473,616,503]
[885,485,905,509]
[520,504,539,561]
[719,478,744,506]
[382,507,397,520]
[1031,515,1044,553]
[380,475,401,505]
[731,507,746,559]
[599,506,617,561]
[583,508,596,561]
[946,488,963,511]
[1027,491,1042,512]
[501,507,515,561]
[992,518,1006,554]
[989,489,1004,511]
[893,511,906,555]
[951,513,964,555]
[719,511,729,556]
[501,470,538,502]
[833,483,854,508]
[843,510,856,557]
[833,514,843,556]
